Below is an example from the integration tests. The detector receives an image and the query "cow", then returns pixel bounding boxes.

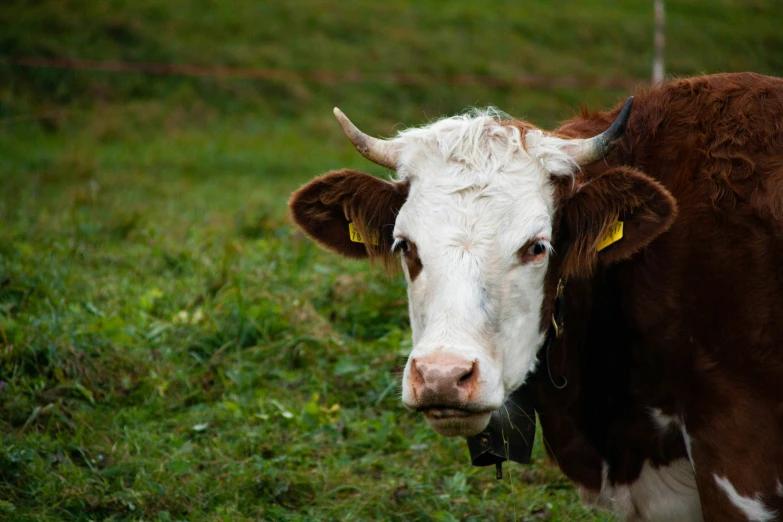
[288,72,783,521]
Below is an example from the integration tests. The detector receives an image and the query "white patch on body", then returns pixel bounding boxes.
[581,460,701,522]
[650,408,680,430]
[777,479,783,497]
[714,475,777,522]
[389,111,580,412]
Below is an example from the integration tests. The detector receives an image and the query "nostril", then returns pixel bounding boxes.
[457,361,478,387]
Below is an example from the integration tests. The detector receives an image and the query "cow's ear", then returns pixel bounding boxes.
[559,166,677,279]
[289,169,408,262]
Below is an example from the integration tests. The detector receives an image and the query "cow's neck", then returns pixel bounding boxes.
[531,261,688,490]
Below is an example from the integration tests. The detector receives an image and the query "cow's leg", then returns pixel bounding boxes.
[685,395,783,522]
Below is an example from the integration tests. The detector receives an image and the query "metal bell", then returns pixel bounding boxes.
[465,385,536,478]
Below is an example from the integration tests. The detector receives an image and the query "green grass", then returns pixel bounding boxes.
[0,114,601,521]
[2,1,783,520]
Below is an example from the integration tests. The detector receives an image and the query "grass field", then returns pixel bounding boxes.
[3,1,783,520]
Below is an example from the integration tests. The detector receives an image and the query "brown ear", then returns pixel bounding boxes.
[559,166,677,279]
[288,169,408,263]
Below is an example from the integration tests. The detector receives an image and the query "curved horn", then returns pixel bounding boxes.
[569,96,634,166]
[333,108,400,170]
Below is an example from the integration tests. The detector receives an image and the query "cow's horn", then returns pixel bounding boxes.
[569,96,634,166]
[333,108,400,170]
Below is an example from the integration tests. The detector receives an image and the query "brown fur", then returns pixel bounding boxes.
[533,72,783,520]
[402,242,423,281]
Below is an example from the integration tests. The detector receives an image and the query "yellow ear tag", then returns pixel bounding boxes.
[597,221,624,251]
[348,222,379,246]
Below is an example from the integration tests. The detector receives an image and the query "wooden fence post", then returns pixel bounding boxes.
[653,0,665,85]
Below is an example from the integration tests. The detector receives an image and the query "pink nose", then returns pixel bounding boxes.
[409,354,479,406]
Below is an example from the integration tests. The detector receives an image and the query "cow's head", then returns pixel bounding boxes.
[289,103,676,437]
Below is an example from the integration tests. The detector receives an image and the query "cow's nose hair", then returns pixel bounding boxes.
[410,354,479,404]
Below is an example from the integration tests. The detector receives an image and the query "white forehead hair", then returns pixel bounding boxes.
[388,108,580,186]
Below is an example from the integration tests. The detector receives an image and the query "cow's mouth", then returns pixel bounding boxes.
[419,407,493,436]
[421,407,476,419]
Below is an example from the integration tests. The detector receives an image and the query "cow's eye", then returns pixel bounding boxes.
[392,238,410,254]
[518,239,549,264]
[529,241,547,256]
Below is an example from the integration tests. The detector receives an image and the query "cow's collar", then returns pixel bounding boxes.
[550,277,566,338]
[545,223,572,390]
[545,276,568,389]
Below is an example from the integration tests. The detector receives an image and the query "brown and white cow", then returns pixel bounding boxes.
[289,72,783,521]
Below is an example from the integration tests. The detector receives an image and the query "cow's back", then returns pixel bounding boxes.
[627,73,783,380]
[561,72,783,383]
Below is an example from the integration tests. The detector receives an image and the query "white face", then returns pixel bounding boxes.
[389,113,579,436]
